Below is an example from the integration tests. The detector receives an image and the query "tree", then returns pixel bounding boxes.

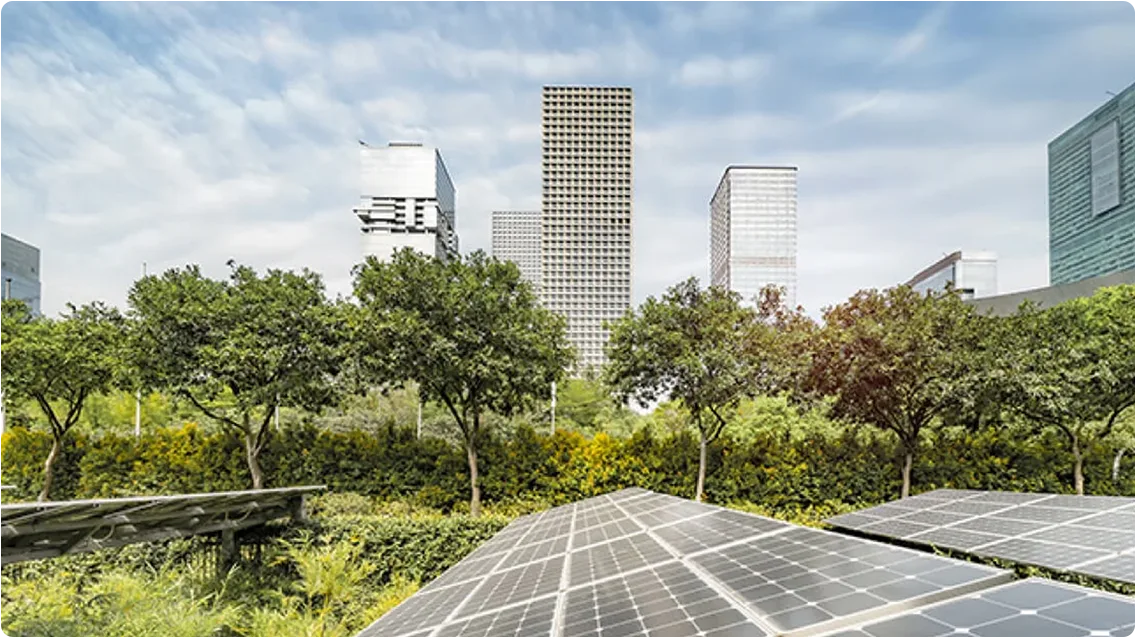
[352,249,573,516]
[605,278,761,502]
[990,285,1135,494]
[128,264,345,489]
[807,285,978,498]
[752,284,819,400]
[1,300,125,500]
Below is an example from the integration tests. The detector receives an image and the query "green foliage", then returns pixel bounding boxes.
[605,278,767,500]
[352,248,574,516]
[127,263,347,489]
[1,301,126,500]
[808,285,981,497]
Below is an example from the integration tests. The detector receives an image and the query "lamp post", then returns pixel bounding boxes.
[134,263,146,440]
[550,381,557,436]
[1,278,9,435]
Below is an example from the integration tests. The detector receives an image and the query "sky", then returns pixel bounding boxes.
[1,1,1133,318]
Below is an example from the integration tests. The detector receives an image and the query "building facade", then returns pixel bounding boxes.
[710,166,798,307]
[541,86,633,371]
[354,142,458,263]
[1,233,41,315]
[1049,84,1135,285]
[491,210,542,292]
[905,250,998,300]
[967,268,1133,317]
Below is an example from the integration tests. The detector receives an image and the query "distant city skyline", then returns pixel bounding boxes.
[710,166,798,308]
[1,3,1132,317]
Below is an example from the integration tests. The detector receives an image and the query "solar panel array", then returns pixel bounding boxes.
[833,578,1135,637]
[0,485,324,565]
[358,488,1063,637]
[826,489,1135,584]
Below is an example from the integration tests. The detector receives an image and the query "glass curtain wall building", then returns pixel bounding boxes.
[1049,84,1135,284]
[905,251,998,300]
[710,166,798,308]
[1,233,41,315]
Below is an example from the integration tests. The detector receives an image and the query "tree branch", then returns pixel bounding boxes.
[181,390,246,433]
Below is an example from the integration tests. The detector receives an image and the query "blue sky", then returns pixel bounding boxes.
[2,1,1133,317]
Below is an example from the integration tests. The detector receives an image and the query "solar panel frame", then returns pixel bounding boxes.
[360,488,1030,637]
[826,490,1136,584]
[844,577,1136,637]
[0,485,324,565]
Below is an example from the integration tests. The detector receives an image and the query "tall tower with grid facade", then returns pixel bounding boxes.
[541,86,633,372]
[710,165,798,308]
[491,210,541,292]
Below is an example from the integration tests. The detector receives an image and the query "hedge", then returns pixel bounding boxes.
[2,420,1131,507]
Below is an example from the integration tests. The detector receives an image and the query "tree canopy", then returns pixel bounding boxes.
[127,263,346,489]
[1,300,126,500]
[352,248,574,516]
[807,285,978,498]
[605,278,764,501]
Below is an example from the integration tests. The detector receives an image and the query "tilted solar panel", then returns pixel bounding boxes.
[825,490,1136,584]
[830,578,1135,637]
[358,489,1022,637]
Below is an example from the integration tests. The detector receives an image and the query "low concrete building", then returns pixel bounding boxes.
[966,268,1134,317]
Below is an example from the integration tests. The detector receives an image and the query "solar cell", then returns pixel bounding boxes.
[0,486,324,565]
[846,578,1136,637]
[361,488,1046,637]
[688,526,1008,635]
[826,489,1136,584]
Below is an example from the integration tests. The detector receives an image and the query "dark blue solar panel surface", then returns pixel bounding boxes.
[827,490,1135,584]
[359,489,1117,637]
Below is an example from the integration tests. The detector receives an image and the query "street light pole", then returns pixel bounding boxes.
[134,263,147,440]
[1,279,8,435]
[550,381,557,436]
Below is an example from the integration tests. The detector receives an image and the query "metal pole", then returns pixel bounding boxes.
[551,381,557,436]
[416,399,423,440]
[275,393,281,432]
[134,262,146,440]
[0,279,9,435]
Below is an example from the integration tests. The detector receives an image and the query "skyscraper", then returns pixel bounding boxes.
[710,166,798,307]
[1049,84,1135,285]
[491,210,541,292]
[354,142,459,263]
[1,233,42,315]
[541,86,633,371]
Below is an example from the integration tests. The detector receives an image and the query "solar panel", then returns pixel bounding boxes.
[0,485,324,565]
[359,489,1024,637]
[826,490,1136,584]
[835,578,1135,637]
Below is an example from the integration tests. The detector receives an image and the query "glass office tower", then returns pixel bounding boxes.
[1049,84,1135,285]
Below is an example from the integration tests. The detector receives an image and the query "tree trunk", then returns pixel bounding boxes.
[245,432,264,490]
[695,434,708,503]
[466,442,481,517]
[900,449,913,499]
[38,434,62,502]
[1113,448,1128,481]
[1072,435,1084,496]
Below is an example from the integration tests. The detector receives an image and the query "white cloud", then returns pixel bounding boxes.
[673,55,770,87]
[882,2,951,66]
[0,1,1131,323]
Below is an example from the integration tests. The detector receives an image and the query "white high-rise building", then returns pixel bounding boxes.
[541,85,633,371]
[491,211,541,292]
[710,165,798,308]
[354,142,458,262]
